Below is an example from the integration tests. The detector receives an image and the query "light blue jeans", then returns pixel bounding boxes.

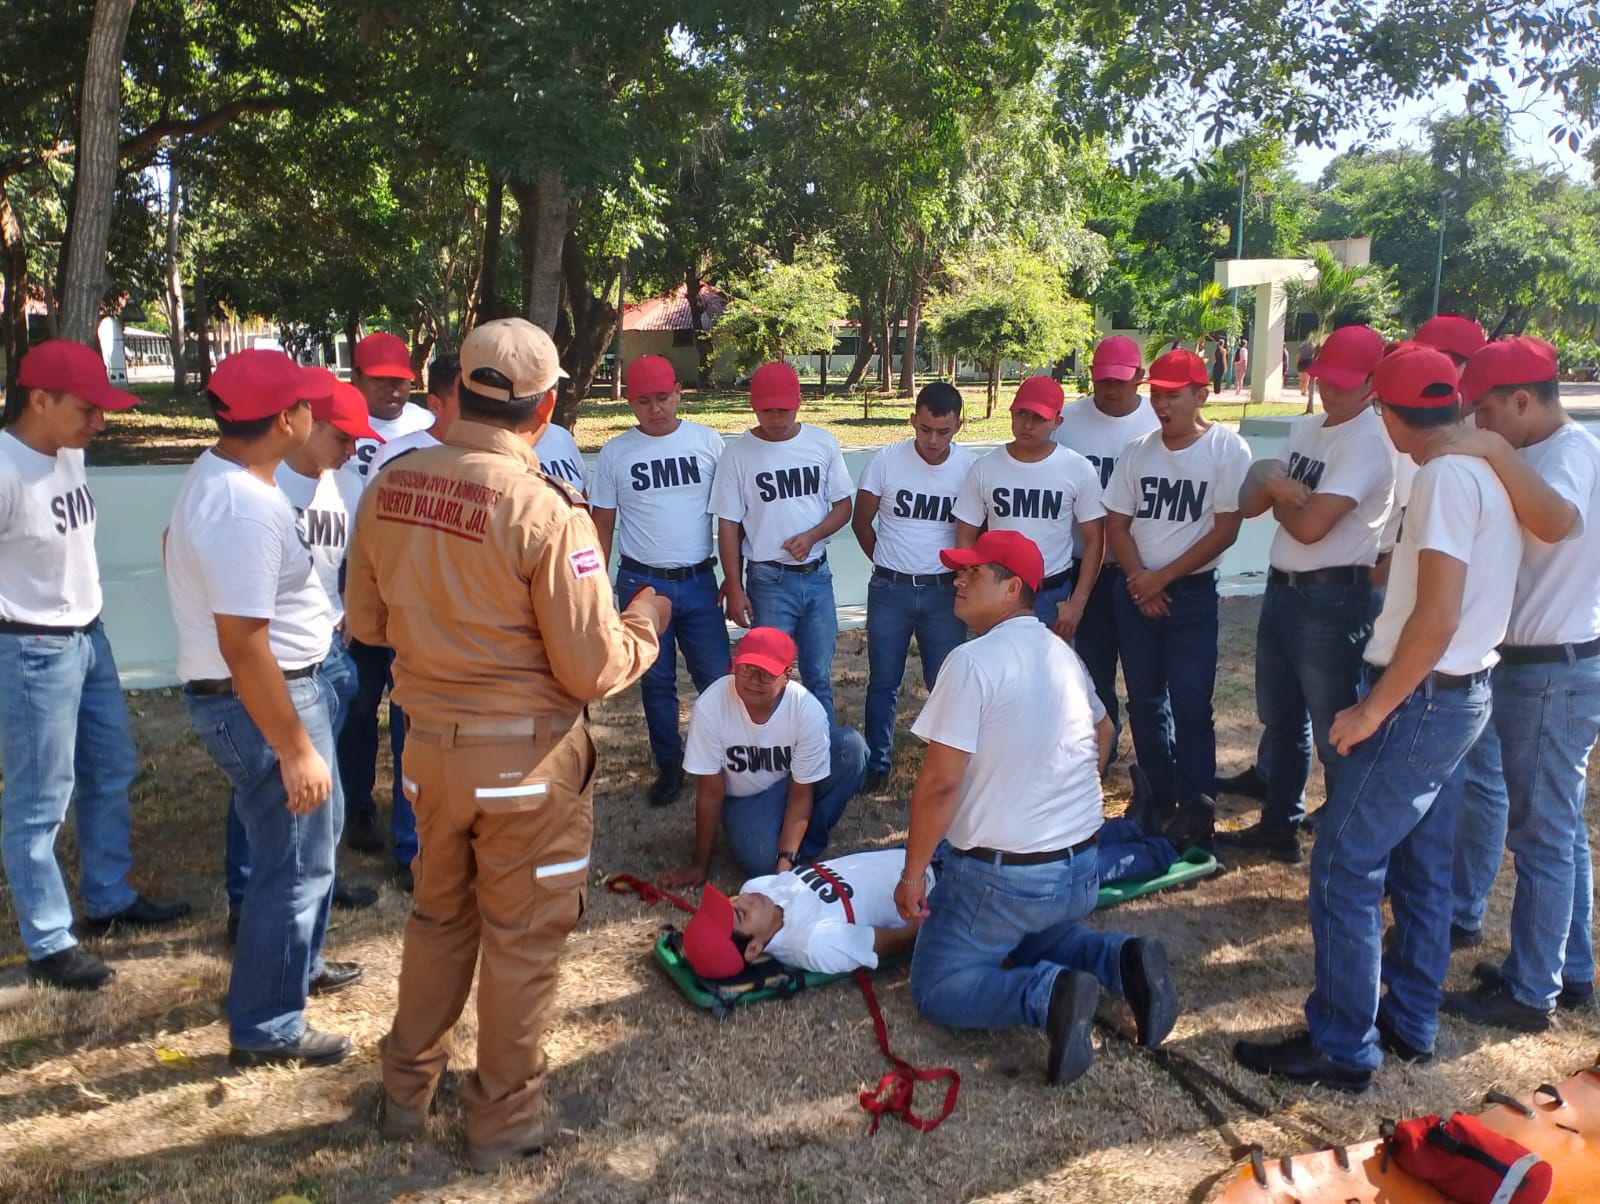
[0,622,139,959]
[746,559,839,726]
[721,726,868,875]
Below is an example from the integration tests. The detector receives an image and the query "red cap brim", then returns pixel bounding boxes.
[1302,362,1368,391]
[358,363,415,380]
[81,379,142,411]
[1010,399,1059,420]
[733,651,790,677]
[332,414,383,441]
[1091,364,1139,382]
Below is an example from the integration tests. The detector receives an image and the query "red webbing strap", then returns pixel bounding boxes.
[606,872,697,914]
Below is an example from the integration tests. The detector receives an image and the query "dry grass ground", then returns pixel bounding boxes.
[2,599,1598,1203]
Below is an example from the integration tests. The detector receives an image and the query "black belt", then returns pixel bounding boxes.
[754,556,827,575]
[619,555,715,582]
[951,832,1098,867]
[187,663,319,696]
[1499,637,1600,666]
[872,566,955,586]
[0,617,97,636]
[1040,568,1073,591]
[1362,662,1489,692]
[1268,565,1369,588]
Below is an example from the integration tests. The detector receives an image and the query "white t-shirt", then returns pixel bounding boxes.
[590,421,724,568]
[1103,424,1253,572]
[1507,423,1600,646]
[952,445,1105,576]
[274,463,364,622]
[708,426,854,564]
[0,434,101,626]
[1054,398,1162,557]
[1268,409,1395,572]
[741,850,934,973]
[1365,455,1519,676]
[682,675,831,798]
[536,423,588,494]
[1381,426,1418,554]
[167,450,335,682]
[369,425,440,476]
[343,403,436,487]
[857,439,978,575]
[912,615,1103,853]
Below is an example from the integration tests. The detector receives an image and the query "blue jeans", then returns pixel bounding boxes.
[1115,572,1221,806]
[1255,579,1373,832]
[1032,571,1075,628]
[1074,563,1125,749]
[910,843,1128,1031]
[746,560,839,725]
[225,641,356,910]
[863,573,967,773]
[1306,673,1490,1071]
[1097,817,1179,884]
[0,622,139,959]
[186,671,339,1050]
[720,726,867,875]
[1451,719,1507,935]
[337,639,416,866]
[616,566,731,767]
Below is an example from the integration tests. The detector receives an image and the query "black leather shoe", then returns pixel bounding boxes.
[310,962,364,996]
[226,909,240,946]
[1164,797,1217,852]
[1233,1031,1372,1093]
[79,895,193,937]
[1375,1009,1433,1064]
[229,1029,351,1068]
[1216,822,1302,865]
[1443,980,1552,1033]
[1216,765,1269,802]
[860,769,889,796]
[1045,970,1099,1085]
[1120,937,1179,1048]
[345,812,386,854]
[1472,961,1594,1011]
[394,863,414,894]
[28,947,115,992]
[332,879,379,910]
[1124,763,1175,834]
[647,762,684,807]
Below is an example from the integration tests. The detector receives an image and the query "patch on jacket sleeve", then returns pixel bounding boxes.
[568,547,603,580]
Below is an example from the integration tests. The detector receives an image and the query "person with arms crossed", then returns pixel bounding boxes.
[852,381,977,795]
[0,341,190,991]
[591,355,729,807]
[347,318,668,1171]
[711,362,853,725]
[1234,345,1518,1090]
[166,350,356,1066]
[896,530,1179,1086]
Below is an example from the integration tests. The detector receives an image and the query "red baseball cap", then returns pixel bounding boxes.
[733,627,796,677]
[749,361,800,410]
[1414,315,1487,362]
[315,379,384,441]
[1146,348,1209,390]
[1459,336,1560,407]
[1304,325,1385,390]
[210,349,336,422]
[352,332,416,380]
[17,340,139,411]
[624,355,678,399]
[1091,335,1143,382]
[1011,375,1065,420]
[940,529,1045,592]
[682,884,746,980]
[1373,344,1460,410]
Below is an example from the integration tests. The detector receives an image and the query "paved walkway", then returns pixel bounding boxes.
[1209,380,1600,411]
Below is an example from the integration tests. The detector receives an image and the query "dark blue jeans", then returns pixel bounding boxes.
[616,565,731,768]
[1255,578,1374,833]
[337,638,416,866]
[1074,563,1125,750]
[1097,817,1179,883]
[1115,572,1220,806]
[720,726,867,875]
[745,559,839,726]
[1306,672,1490,1070]
[1032,571,1075,628]
[863,572,967,773]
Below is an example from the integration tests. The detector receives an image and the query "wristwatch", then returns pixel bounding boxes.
[777,851,798,867]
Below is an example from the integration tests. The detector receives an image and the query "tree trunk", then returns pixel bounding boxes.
[512,178,536,322]
[986,359,1000,417]
[610,258,626,400]
[684,263,711,387]
[58,0,136,347]
[1,185,28,416]
[553,229,619,430]
[192,243,211,389]
[878,283,893,393]
[523,167,567,334]
[819,342,828,396]
[343,313,362,366]
[842,293,877,389]
[162,160,188,392]
[898,271,924,398]
[473,174,504,325]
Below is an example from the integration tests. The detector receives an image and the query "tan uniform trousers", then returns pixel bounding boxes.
[380,715,595,1152]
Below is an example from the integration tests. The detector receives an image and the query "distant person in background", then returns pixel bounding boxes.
[1297,338,1317,410]
[1211,338,1227,395]
[1234,337,1250,394]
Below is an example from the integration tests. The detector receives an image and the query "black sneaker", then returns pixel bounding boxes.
[1471,961,1594,1012]
[79,895,192,937]
[1216,822,1302,864]
[1442,980,1551,1033]
[1233,1030,1372,1093]
[345,812,386,854]
[1120,938,1179,1048]
[1375,1009,1433,1064]
[28,947,115,992]
[310,962,364,996]
[1044,970,1099,1085]
[394,863,414,894]
[1216,765,1269,802]
[332,879,379,911]
[229,1029,351,1068]
[860,769,889,797]
[647,762,685,807]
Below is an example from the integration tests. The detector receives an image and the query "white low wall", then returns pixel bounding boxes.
[93,437,1287,689]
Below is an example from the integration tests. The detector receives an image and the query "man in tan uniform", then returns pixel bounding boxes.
[346,318,668,1171]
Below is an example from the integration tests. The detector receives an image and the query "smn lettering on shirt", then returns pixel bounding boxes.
[373,468,505,543]
[1136,477,1208,522]
[50,483,96,534]
[990,487,1063,520]
[298,507,347,549]
[725,744,793,774]
[796,863,855,905]
[1286,452,1326,491]
[892,490,956,522]
[629,456,704,491]
[755,465,822,502]
[1084,454,1116,489]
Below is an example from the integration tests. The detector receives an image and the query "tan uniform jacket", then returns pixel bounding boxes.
[346,419,659,724]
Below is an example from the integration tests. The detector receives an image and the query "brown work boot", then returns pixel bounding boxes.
[380,1094,429,1140]
[465,1094,598,1173]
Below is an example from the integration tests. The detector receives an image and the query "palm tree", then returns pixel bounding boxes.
[1144,282,1241,362]
[1287,245,1399,411]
